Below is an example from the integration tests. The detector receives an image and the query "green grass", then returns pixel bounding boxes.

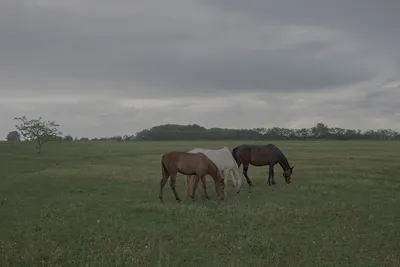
[0,140,399,267]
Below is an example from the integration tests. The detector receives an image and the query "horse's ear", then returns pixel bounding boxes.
[291,166,294,170]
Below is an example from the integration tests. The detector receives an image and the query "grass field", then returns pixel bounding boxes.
[0,140,399,266]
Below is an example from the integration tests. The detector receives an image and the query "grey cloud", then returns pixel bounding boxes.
[0,0,385,98]
[202,0,400,47]
[0,0,400,138]
[358,87,400,117]
[201,0,400,74]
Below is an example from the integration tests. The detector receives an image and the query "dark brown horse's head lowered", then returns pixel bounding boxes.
[283,166,294,184]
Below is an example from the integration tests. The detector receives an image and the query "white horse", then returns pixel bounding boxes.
[185,147,242,196]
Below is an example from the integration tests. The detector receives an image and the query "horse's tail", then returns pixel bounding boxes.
[161,155,170,179]
[232,146,239,165]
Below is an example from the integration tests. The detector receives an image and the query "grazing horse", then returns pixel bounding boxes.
[159,151,226,203]
[186,147,242,196]
[231,144,294,187]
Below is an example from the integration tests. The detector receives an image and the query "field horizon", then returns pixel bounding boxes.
[1,140,399,266]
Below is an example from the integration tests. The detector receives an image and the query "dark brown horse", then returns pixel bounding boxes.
[159,151,226,203]
[231,144,294,187]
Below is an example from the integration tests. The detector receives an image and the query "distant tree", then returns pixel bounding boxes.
[132,123,400,141]
[53,136,63,141]
[14,116,62,154]
[6,130,21,141]
[311,122,330,139]
[79,137,89,141]
[63,135,74,141]
[110,136,122,141]
[123,134,134,141]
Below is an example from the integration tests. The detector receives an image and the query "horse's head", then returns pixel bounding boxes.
[283,166,294,184]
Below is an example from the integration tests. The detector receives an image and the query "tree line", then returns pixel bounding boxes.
[6,117,400,153]
[132,123,400,141]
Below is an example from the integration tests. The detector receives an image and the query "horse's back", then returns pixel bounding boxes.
[189,148,236,171]
[233,144,280,163]
[187,147,235,168]
[196,148,240,175]
[262,144,285,156]
[187,148,206,154]
[163,151,211,175]
[163,151,205,163]
[263,143,279,150]
[203,149,239,170]
[187,147,226,154]
[233,144,252,157]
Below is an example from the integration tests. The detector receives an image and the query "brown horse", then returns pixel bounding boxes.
[159,151,226,203]
[231,144,294,187]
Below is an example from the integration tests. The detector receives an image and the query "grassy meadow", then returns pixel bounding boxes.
[0,140,399,266]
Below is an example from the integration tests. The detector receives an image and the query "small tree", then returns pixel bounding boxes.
[6,130,21,141]
[63,135,74,141]
[14,116,62,154]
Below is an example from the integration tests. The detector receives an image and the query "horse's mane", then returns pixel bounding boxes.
[204,157,222,180]
[269,144,290,170]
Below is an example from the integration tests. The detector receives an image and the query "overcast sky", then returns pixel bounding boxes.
[1,0,399,138]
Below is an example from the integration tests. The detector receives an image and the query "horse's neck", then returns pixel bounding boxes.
[207,164,219,181]
[277,155,290,171]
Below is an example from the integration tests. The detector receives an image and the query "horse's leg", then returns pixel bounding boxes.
[220,169,228,191]
[200,176,210,199]
[226,169,234,188]
[185,175,191,197]
[229,169,240,194]
[221,169,230,196]
[190,175,202,201]
[221,169,226,187]
[233,166,242,193]
[169,175,181,203]
[267,163,273,185]
[192,175,205,197]
[271,163,276,185]
[159,176,169,203]
[225,169,235,188]
[242,162,252,187]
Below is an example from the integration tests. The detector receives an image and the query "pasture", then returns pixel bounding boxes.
[0,140,399,266]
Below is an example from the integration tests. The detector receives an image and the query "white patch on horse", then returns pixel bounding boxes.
[186,147,242,195]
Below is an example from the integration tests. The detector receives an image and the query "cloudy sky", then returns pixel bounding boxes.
[1,0,399,138]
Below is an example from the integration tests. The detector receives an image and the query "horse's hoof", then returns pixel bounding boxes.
[220,197,224,200]
[236,191,240,195]
[272,181,276,185]
[205,196,211,200]
[176,198,181,203]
